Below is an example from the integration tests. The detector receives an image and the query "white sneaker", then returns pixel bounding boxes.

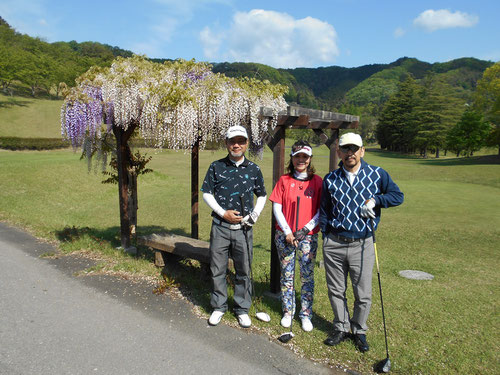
[237,313,251,328]
[208,310,224,326]
[280,314,292,328]
[301,317,313,332]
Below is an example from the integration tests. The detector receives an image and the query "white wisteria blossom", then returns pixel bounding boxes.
[61,55,288,153]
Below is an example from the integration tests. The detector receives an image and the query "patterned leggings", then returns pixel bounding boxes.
[275,231,318,318]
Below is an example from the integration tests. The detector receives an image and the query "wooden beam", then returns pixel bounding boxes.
[313,129,329,144]
[277,114,310,127]
[266,127,285,150]
[261,105,359,125]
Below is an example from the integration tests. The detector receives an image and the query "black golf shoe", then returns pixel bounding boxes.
[324,331,348,346]
[354,334,370,352]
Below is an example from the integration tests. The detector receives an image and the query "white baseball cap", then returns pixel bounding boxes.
[226,125,248,139]
[291,145,313,157]
[339,132,363,147]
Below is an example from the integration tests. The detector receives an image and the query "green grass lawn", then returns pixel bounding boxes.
[0,94,63,138]
[0,144,498,375]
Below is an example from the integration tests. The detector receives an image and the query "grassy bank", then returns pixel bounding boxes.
[0,145,498,374]
[0,94,63,138]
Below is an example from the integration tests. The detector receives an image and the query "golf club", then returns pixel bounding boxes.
[239,195,271,323]
[370,220,392,373]
[278,195,300,344]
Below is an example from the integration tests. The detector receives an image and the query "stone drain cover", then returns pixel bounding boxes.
[398,270,434,280]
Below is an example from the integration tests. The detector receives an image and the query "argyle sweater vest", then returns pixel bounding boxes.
[319,159,404,239]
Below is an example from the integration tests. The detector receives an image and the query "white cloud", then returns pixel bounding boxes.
[199,26,222,59]
[393,27,405,38]
[413,9,478,32]
[200,9,339,68]
[151,17,180,42]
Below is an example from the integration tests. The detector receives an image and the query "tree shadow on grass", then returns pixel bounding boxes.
[54,225,192,245]
[415,154,500,166]
[0,98,32,108]
[366,147,500,165]
[365,148,420,160]
[53,225,340,332]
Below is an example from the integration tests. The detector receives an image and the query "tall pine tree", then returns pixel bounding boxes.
[413,73,465,157]
[377,75,419,152]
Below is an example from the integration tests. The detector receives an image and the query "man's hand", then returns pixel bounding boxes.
[241,211,259,227]
[285,233,296,245]
[293,227,309,242]
[360,198,376,219]
[223,210,242,224]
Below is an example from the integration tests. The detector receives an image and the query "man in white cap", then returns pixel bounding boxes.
[201,125,267,328]
[320,132,404,352]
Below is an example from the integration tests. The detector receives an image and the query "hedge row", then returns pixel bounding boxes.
[0,137,71,150]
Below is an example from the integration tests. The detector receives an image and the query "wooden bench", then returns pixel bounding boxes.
[138,233,233,270]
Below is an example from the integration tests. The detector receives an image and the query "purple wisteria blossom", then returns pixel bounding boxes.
[182,70,212,85]
[61,86,111,147]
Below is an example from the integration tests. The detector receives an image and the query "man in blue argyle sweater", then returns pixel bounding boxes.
[320,133,403,352]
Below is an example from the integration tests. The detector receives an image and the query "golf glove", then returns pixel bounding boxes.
[360,198,376,219]
[241,211,259,227]
[293,227,309,242]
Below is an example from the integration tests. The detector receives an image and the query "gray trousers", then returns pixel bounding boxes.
[322,233,375,334]
[209,223,253,315]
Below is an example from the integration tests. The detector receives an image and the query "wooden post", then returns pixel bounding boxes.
[329,129,340,171]
[269,126,285,294]
[191,136,200,239]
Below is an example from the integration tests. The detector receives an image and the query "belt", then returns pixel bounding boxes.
[213,217,242,230]
[329,233,365,243]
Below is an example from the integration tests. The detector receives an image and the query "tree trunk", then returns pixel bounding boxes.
[113,122,138,251]
[436,147,440,158]
[191,136,199,239]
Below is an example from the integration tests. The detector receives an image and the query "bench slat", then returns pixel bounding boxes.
[138,233,211,264]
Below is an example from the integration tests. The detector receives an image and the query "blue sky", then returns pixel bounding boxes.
[1,0,499,68]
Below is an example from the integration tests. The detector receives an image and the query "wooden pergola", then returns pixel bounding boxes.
[190,105,359,292]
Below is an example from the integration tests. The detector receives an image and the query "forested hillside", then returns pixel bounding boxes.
[0,16,132,98]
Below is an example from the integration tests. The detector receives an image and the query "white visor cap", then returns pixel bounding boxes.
[291,145,312,157]
[339,133,363,147]
[226,125,248,139]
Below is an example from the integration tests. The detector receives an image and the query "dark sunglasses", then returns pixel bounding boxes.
[227,138,248,145]
[339,144,360,153]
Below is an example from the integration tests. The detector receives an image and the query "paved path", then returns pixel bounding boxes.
[0,223,341,375]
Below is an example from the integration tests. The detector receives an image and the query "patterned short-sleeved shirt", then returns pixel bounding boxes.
[201,155,266,220]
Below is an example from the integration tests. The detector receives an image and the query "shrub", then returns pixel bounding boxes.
[0,137,71,150]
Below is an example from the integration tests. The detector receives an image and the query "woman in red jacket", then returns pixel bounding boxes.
[269,140,322,332]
